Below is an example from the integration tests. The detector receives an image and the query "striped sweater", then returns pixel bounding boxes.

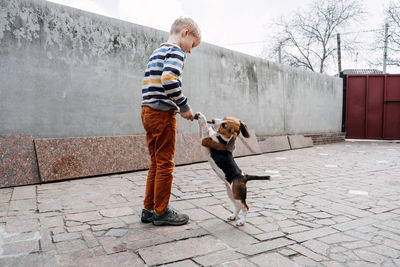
[141,42,190,112]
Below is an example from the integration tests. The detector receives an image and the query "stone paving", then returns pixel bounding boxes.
[1,141,400,266]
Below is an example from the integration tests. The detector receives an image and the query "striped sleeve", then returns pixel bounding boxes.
[161,48,188,109]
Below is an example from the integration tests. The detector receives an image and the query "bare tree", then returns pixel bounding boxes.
[387,0,400,67]
[266,0,364,73]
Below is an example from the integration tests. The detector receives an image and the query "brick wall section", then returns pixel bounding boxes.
[303,132,346,145]
[256,133,345,147]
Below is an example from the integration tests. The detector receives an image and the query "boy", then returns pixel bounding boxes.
[140,17,201,226]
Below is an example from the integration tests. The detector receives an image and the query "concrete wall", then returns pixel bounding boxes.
[0,0,343,138]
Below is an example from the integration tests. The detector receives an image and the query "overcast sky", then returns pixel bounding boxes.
[46,0,398,74]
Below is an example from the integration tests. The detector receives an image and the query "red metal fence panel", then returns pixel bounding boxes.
[346,76,366,139]
[366,76,384,139]
[384,75,400,139]
[346,74,400,140]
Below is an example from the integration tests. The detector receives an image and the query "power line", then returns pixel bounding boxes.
[220,41,268,46]
[339,28,382,35]
[221,28,384,46]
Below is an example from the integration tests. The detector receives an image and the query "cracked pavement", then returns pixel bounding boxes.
[1,141,400,266]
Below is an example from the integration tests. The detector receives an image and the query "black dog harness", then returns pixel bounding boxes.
[210,149,243,183]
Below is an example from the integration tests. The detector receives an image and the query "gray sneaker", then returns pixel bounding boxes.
[152,206,189,226]
[141,209,154,223]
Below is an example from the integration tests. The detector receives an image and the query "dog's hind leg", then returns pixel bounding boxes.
[236,204,248,226]
[231,178,249,226]
[228,199,244,223]
[225,183,241,221]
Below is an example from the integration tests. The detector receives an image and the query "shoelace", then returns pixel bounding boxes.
[168,207,178,218]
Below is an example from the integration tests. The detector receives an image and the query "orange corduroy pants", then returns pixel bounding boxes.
[141,106,177,215]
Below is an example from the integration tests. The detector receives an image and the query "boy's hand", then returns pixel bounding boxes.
[180,109,194,121]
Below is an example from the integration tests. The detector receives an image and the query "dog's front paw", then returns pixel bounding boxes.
[194,112,205,120]
[227,214,237,221]
[195,112,207,123]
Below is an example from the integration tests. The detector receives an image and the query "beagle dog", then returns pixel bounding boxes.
[194,112,270,226]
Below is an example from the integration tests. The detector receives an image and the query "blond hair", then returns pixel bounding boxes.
[170,17,201,42]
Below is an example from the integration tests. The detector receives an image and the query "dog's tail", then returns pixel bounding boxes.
[245,174,271,182]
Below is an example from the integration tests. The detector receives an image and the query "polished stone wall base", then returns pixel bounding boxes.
[233,130,261,157]
[174,132,207,165]
[0,135,40,188]
[288,135,313,149]
[34,135,150,182]
[34,132,261,182]
[257,136,291,153]
[1,132,321,187]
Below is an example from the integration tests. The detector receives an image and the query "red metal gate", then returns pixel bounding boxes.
[346,74,400,139]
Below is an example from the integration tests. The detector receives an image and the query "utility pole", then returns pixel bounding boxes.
[336,33,342,74]
[383,22,389,74]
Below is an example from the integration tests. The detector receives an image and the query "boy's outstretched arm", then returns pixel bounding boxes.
[180,110,194,121]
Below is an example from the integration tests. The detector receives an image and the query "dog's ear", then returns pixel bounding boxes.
[226,132,237,152]
[239,121,250,138]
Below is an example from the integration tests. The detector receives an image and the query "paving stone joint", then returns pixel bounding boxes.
[1,141,400,266]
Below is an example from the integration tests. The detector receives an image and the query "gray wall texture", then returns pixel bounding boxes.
[0,0,343,138]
